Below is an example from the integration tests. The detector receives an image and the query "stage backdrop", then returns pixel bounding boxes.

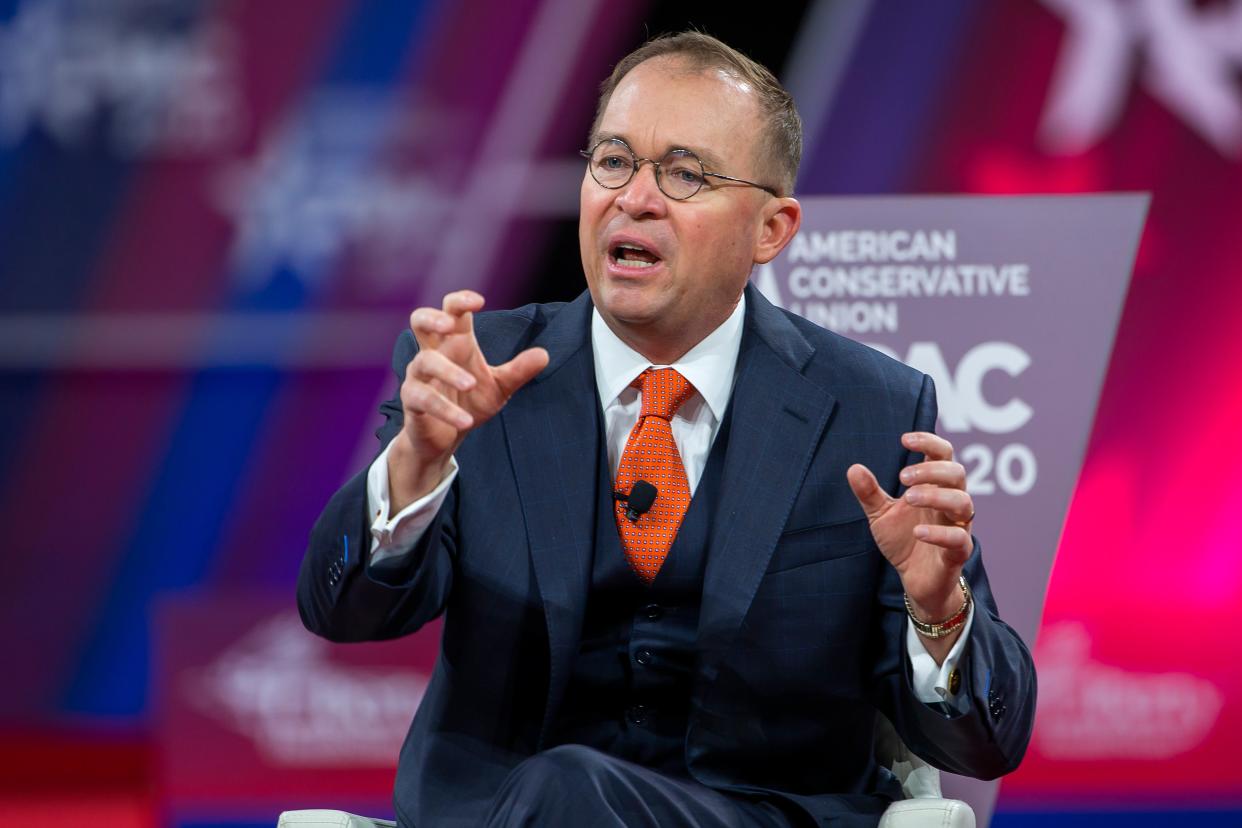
[5,1,1242,826]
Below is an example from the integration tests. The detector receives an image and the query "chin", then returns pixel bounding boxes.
[598,284,668,325]
[602,302,661,329]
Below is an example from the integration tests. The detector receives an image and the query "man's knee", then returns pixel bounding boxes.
[486,745,624,825]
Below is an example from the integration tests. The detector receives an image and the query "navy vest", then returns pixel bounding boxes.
[547,406,733,775]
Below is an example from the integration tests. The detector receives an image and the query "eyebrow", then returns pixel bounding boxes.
[592,133,729,173]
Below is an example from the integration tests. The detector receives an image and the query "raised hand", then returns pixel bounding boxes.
[389,290,549,511]
[846,432,974,655]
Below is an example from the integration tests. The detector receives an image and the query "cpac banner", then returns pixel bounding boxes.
[753,194,1147,819]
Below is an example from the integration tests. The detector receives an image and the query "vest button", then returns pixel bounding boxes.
[641,603,663,621]
[634,648,653,667]
[626,704,648,725]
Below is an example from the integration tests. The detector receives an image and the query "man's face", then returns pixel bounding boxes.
[579,57,777,358]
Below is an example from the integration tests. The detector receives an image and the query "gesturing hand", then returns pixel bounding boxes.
[846,432,974,627]
[389,290,549,510]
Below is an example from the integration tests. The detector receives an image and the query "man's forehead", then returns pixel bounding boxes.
[593,60,761,170]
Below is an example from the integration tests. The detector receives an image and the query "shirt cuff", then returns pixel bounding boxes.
[365,442,458,565]
[906,599,975,704]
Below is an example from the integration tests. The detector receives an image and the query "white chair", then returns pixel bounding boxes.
[278,716,974,828]
[874,712,975,828]
[277,812,394,828]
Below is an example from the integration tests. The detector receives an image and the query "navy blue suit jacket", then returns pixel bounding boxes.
[297,284,1036,826]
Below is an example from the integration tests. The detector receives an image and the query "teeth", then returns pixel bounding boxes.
[613,241,658,269]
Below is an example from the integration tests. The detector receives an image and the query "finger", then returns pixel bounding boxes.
[912,523,973,565]
[492,347,550,398]
[846,464,891,519]
[441,292,484,344]
[411,349,477,391]
[902,431,954,462]
[899,460,966,490]
[402,380,474,430]
[903,484,973,524]
[409,307,457,347]
[442,290,485,317]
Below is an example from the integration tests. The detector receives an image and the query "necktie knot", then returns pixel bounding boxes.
[637,368,694,421]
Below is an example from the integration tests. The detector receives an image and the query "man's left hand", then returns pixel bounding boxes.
[847,432,973,628]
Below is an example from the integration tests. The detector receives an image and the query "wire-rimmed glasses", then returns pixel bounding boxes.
[580,138,779,200]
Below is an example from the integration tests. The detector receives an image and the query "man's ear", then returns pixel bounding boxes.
[754,196,802,264]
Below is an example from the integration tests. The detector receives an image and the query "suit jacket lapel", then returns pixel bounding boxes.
[499,291,598,748]
[696,286,837,686]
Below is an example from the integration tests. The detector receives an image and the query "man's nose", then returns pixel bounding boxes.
[615,161,668,218]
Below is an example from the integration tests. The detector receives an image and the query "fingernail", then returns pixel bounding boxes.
[905,491,923,505]
[900,469,914,483]
[914,526,930,540]
[457,375,475,390]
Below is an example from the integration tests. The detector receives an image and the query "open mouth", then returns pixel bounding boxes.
[610,242,662,269]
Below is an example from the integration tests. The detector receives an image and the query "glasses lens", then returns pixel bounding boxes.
[589,140,635,188]
[658,150,704,199]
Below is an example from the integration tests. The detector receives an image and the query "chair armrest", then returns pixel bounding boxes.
[879,798,976,828]
[277,810,396,828]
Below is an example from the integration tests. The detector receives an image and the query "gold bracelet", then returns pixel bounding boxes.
[905,576,971,639]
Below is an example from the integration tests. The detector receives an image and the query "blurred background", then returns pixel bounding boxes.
[1,0,1239,825]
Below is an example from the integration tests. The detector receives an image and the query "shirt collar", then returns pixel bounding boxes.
[591,293,746,423]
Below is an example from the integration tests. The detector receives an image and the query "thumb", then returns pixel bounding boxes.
[846,463,890,519]
[493,347,550,398]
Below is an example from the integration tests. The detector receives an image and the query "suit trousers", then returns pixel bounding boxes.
[483,745,807,827]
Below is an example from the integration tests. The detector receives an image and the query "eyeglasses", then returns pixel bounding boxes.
[580,138,780,200]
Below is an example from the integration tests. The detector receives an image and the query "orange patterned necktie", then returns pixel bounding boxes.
[614,368,696,583]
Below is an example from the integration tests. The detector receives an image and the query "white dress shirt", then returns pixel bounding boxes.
[364,294,972,705]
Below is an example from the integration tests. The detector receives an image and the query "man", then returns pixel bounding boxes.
[298,31,1035,827]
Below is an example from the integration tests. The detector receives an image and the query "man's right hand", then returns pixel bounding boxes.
[389,290,549,512]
